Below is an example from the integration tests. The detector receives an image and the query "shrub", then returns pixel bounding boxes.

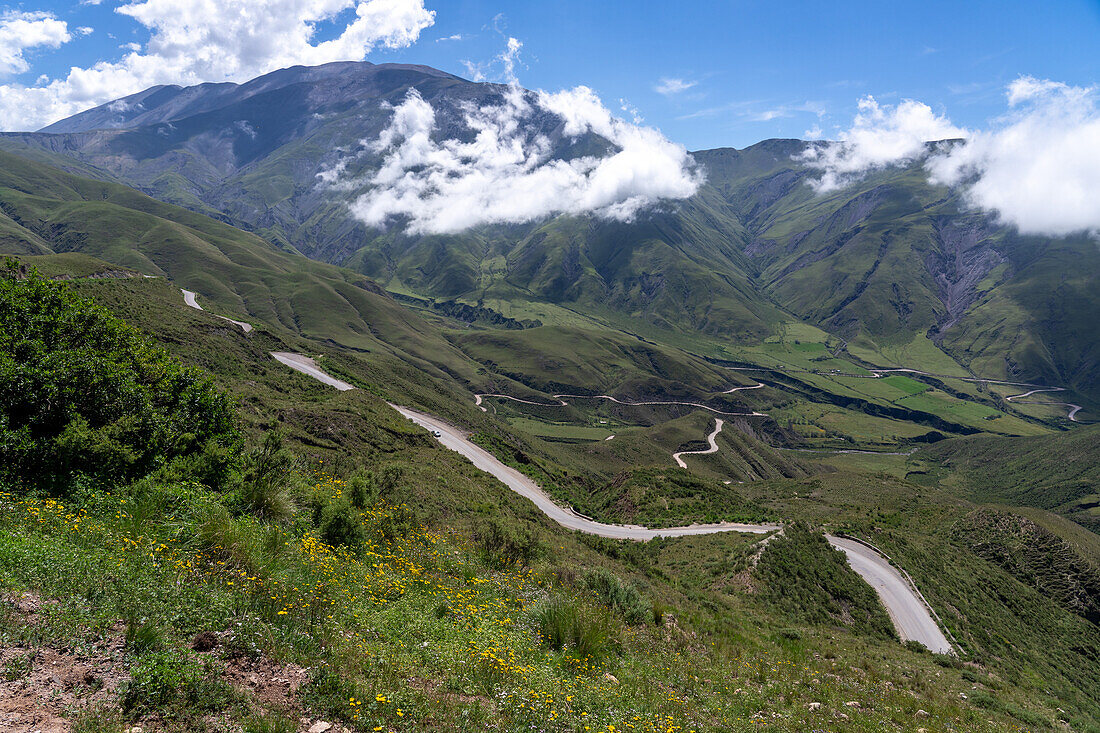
[320,498,366,550]
[477,518,546,568]
[583,568,651,625]
[124,617,164,654]
[0,265,240,491]
[534,598,617,665]
[755,522,896,639]
[240,431,298,521]
[347,471,378,509]
[371,502,416,544]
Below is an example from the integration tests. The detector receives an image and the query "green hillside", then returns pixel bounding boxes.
[4,263,1100,731]
[914,426,1100,531]
[5,62,1099,407]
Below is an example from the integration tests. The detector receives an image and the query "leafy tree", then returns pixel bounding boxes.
[0,264,240,491]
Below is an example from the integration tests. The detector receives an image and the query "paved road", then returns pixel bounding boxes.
[398,404,952,651]
[1004,386,1083,422]
[270,352,355,391]
[673,418,724,468]
[828,536,953,654]
[268,351,954,653]
[474,388,768,417]
[180,289,254,333]
[869,368,1083,422]
[392,405,778,540]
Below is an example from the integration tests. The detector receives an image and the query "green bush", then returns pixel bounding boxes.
[124,617,164,654]
[347,471,378,509]
[320,498,367,550]
[755,522,896,639]
[240,431,298,521]
[534,597,616,665]
[583,568,652,625]
[0,265,240,491]
[477,518,546,568]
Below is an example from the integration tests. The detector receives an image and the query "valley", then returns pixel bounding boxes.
[260,343,953,655]
[0,54,1098,733]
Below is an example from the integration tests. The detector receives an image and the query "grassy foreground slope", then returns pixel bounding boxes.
[2,262,1090,732]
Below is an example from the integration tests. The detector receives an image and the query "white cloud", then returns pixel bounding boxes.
[927,77,1100,236]
[654,77,697,96]
[619,98,642,124]
[802,77,1100,237]
[0,0,435,130]
[337,80,703,235]
[798,95,966,191]
[0,11,72,77]
[462,34,522,85]
[435,33,464,42]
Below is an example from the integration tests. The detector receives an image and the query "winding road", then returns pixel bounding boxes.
[673,418,725,468]
[395,405,778,541]
[827,536,951,651]
[180,289,254,333]
[725,363,1084,422]
[1004,387,1082,422]
[474,386,768,418]
[266,350,953,654]
[867,368,1083,422]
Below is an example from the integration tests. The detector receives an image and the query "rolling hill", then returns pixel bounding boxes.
[1,61,1097,406]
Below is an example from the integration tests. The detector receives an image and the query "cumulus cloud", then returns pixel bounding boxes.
[798,95,966,191]
[338,70,703,235]
[0,0,435,130]
[0,11,73,77]
[806,78,1100,237]
[927,77,1100,236]
[654,77,697,96]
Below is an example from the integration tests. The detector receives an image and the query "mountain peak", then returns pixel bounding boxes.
[37,61,467,134]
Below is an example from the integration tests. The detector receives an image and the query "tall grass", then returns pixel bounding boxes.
[534,597,616,666]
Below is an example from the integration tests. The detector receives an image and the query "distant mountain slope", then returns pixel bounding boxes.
[5,61,1099,400]
[0,148,484,386]
[917,426,1100,532]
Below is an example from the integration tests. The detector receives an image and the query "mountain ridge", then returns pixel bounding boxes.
[3,61,1097,404]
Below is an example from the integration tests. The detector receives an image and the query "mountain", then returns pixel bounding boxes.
[3,69,1100,731]
[3,61,1099,405]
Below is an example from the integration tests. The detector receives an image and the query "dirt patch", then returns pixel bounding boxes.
[0,594,130,733]
[1,592,309,731]
[218,652,308,710]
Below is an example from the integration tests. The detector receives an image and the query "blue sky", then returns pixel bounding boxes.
[2,0,1099,148]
